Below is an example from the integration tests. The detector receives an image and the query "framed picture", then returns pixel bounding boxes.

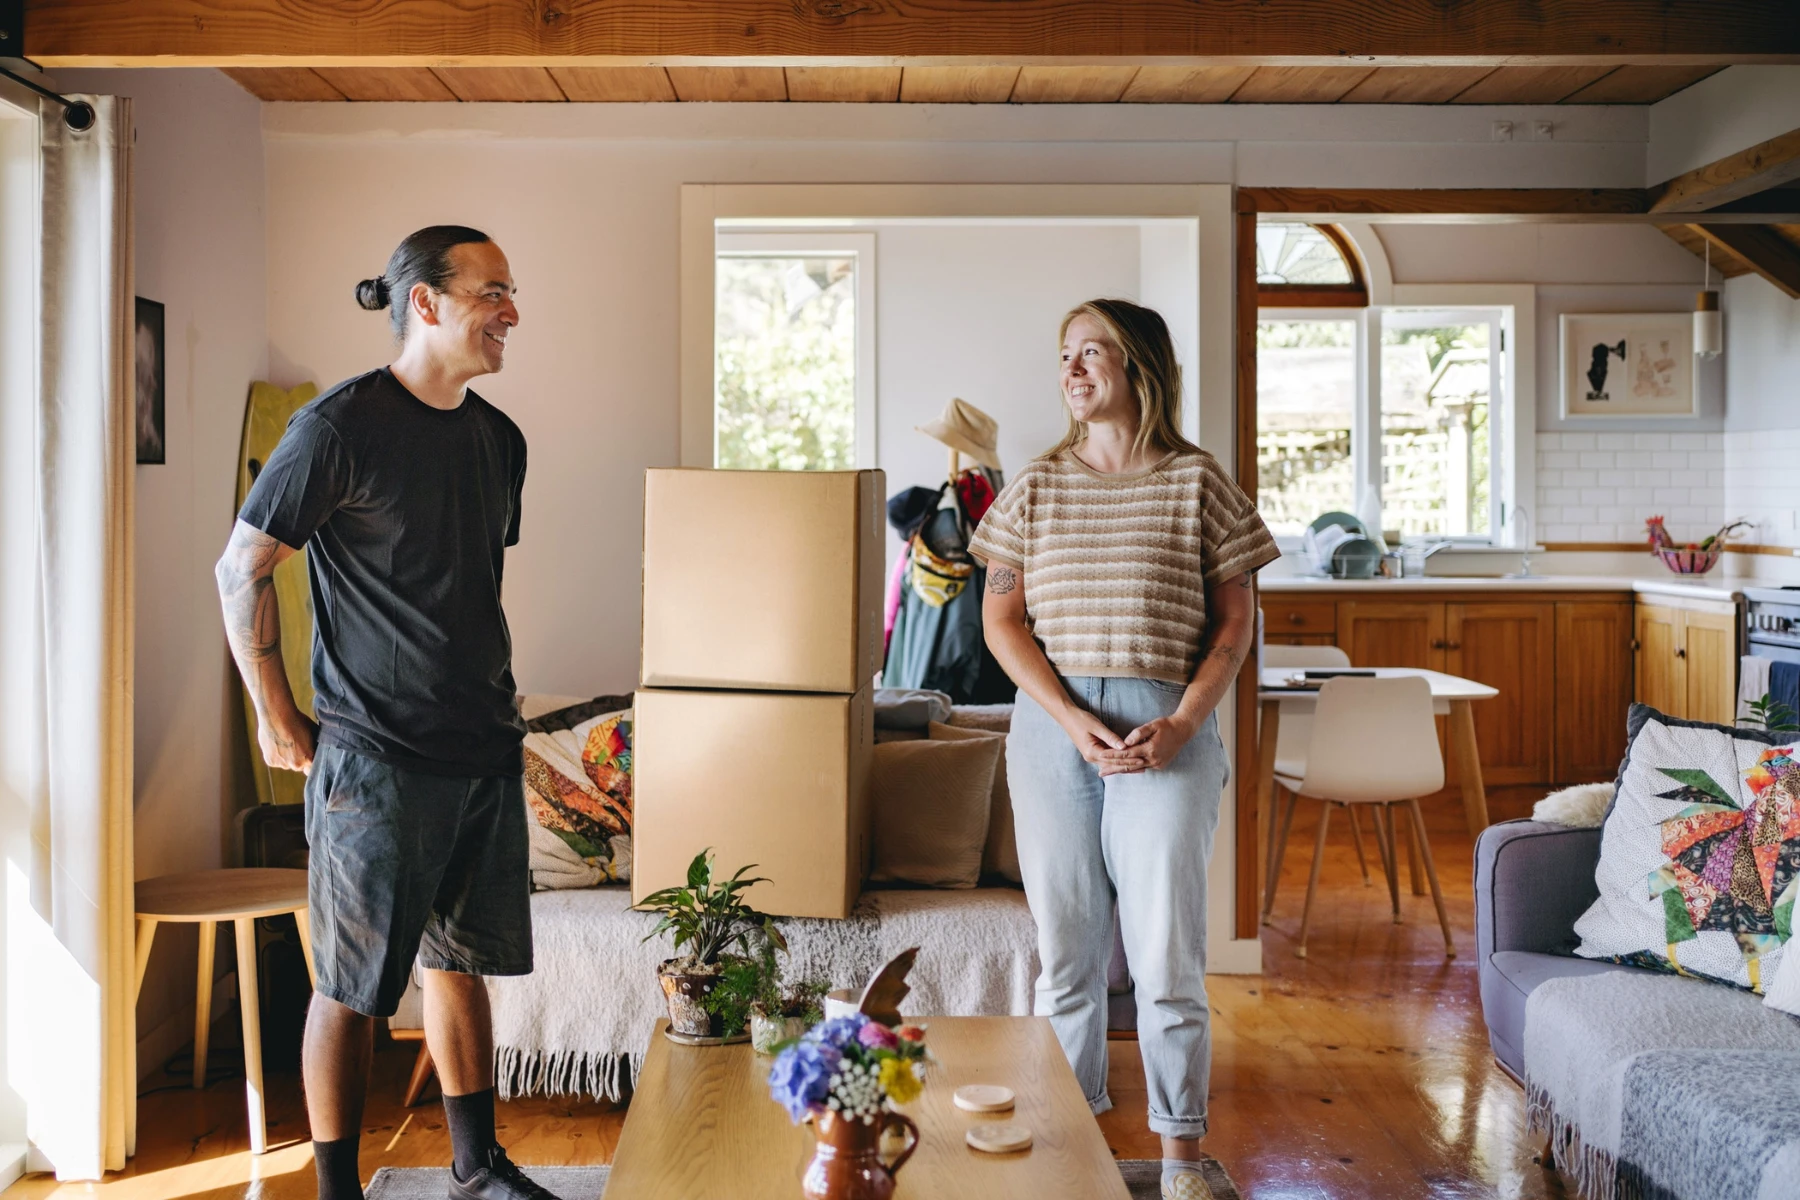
[1559,312,1696,418]
[134,296,165,464]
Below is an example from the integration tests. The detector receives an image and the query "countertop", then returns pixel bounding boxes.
[1259,574,1744,602]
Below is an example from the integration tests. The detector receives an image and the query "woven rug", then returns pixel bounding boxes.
[366,1157,1240,1199]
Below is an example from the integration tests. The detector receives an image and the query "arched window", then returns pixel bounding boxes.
[1255,222,1367,308]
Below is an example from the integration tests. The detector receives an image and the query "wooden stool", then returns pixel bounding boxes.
[134,868,314,1154]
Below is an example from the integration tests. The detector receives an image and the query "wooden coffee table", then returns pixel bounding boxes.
[604,1015,1130,1199]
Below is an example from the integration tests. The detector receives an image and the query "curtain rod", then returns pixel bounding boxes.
[0,63,95,130]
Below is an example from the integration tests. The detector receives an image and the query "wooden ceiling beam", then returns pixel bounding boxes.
[1239,187,1651,218]
[1650,128,1800,213]
[23,0,1800,67]
[1690,223,1800,297]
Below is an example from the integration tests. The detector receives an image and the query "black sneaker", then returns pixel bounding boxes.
[448,1146,563,1200]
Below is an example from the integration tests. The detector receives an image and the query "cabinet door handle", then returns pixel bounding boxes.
[1430,638,1447,649]
[1445,641,1462,650]
[1630,639,1640,651]
[1287,612,1305,625]
[1675,646,1687,658]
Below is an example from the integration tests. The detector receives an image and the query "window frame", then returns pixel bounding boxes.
[1256,288,1535,549]
[711,229,878,470]
[1255,222,1368,309]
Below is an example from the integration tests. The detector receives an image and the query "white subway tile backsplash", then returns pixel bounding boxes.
[1651,451,1688,469]
[1670,470,1707,487]
[1543,451,1580,469]
[1562,433,1598,451]
[1578,452,1615,469]
[1632,433,1671,451]
[1669,432,1707,451]
[1536,433,1563,451]
[1579,488,1614,506]
[1596,433,1633,450]
[1652,488,1690,506]
[1545,488,1581,506]
[1535,433,1729,545]
[1598,469,1633,487]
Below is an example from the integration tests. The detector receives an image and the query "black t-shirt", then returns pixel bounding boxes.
[238,367,528,776]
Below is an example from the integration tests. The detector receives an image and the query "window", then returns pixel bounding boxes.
[713,231,875,470]
[1256,223,1366,308]
[1255,298,1513,544]
[1380,310,1503,539]
[1256,317,1357,537]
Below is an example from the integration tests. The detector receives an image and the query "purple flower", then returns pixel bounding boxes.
[857,1022,898,1050]
[808,1013,869,1051]
[768,1041,834,1123]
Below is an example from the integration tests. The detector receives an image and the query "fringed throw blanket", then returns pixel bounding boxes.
[1524,971,1800,1199]
[488,885,1038,1103]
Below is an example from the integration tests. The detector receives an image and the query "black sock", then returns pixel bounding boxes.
[313,1136,363,1200]
[443,1087,498,1180]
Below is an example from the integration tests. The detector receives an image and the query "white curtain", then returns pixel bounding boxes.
[0,95,136,1180]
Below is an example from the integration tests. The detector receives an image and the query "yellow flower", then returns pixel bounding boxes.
[878,1056,921,1105]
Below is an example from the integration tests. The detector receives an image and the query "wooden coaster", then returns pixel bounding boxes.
[965,1123,1032,1154]
[953,1085,1016,1113]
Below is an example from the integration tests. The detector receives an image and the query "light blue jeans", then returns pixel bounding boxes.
[1008,676,1227,1138]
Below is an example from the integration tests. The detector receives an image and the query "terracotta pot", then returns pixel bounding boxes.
[750,1011,810,1055]
[800,1109,919,1200]
[657,959,720,1037]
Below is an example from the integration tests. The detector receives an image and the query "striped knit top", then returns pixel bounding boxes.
[968,449,1279,683]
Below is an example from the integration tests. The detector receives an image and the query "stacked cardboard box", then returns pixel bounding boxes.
[632,468,885,918]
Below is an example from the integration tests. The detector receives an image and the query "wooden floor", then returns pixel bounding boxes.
[5,786,1568,1200]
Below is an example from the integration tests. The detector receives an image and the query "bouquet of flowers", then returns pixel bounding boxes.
[767,1011,929,1124]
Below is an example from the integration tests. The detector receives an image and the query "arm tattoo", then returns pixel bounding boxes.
[987,566,1018,595]
[1238,574,1253,588]
[216,523,296,738]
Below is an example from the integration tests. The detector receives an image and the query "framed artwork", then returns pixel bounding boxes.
[1559,312,1696,418]
[135,296,165,464]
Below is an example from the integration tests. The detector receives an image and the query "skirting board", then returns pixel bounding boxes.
[0,1144,26,1192]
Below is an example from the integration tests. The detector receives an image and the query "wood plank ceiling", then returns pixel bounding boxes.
[223,63,1726,105]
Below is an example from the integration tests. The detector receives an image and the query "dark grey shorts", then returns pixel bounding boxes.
[304,744,533,1018]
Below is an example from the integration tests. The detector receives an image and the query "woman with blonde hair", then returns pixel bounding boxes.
[970,298,1278,1200]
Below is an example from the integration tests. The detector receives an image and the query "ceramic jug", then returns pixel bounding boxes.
[800,1109,919,1200]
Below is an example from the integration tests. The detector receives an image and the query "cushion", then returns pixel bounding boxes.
[1573,704,1798,993]
[1767,933,1800,1019]
[1532,782,1614,828]
[869,722,1001,888]
[948,705,1018,883]
[522,694,635,887]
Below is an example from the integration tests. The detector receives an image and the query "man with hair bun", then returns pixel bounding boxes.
[217,226,558,1200]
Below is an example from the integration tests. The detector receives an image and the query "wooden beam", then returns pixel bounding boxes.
[1240,187,1649,217]
[1692,223,1800,297]
[1234,199,1263,944]
[1650,128,1800,213]
[23,0,1800,67]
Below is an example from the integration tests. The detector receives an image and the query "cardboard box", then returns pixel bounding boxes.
[641,468,886,694]
[631,685,873,919]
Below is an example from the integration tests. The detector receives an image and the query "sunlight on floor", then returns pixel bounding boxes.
[32,1142,311,1200]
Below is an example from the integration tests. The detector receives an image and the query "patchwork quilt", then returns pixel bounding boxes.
[522,693,635,886]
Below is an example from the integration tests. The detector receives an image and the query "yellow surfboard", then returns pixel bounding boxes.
[235,380,319,807]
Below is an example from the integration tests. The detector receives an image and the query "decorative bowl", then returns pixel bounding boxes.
[1654,547,1723,575]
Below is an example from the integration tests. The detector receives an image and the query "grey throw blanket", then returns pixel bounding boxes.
[1524,972,1800,1199]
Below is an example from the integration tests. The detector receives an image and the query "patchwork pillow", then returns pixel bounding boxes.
[522,693,635,887]
[1573,704,1798,993]
[869,722,1001,889]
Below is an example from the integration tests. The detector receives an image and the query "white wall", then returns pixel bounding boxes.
[1722,272,1800,551]
[871,221,1141,568]
[261,97,1653,694]
[55,66,270,1076]
[1647,66,1800,185]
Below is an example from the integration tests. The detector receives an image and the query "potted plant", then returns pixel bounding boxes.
[638,849,786,1039]
[749,976,830,1054]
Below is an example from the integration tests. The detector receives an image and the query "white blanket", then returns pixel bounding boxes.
[484,885,1039,1101]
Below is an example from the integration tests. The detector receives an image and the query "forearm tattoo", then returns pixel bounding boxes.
[988,566,1018,594]
[215,524,299,747]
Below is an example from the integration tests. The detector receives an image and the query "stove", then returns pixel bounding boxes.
[1742,586,1800,663]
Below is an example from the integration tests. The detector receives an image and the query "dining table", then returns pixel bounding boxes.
[1255,666,1500,894]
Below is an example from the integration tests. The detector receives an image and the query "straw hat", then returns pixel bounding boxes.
[916,398,1002,470]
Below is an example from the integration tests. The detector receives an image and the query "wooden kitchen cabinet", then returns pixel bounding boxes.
[1555,601,1635,782]
[1445,602,1555,786]
[1634,598,1738,724]
[1337,601,1445,670]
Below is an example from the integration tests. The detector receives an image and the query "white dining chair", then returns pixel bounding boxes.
[1267,675,1455,960]
[1259,644,1373,923]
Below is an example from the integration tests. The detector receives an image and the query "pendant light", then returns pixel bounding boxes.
[1695,239,1722,359]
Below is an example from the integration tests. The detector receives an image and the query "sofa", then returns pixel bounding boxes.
[1475,819,1800,1199]
[388,694,1147,1104]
